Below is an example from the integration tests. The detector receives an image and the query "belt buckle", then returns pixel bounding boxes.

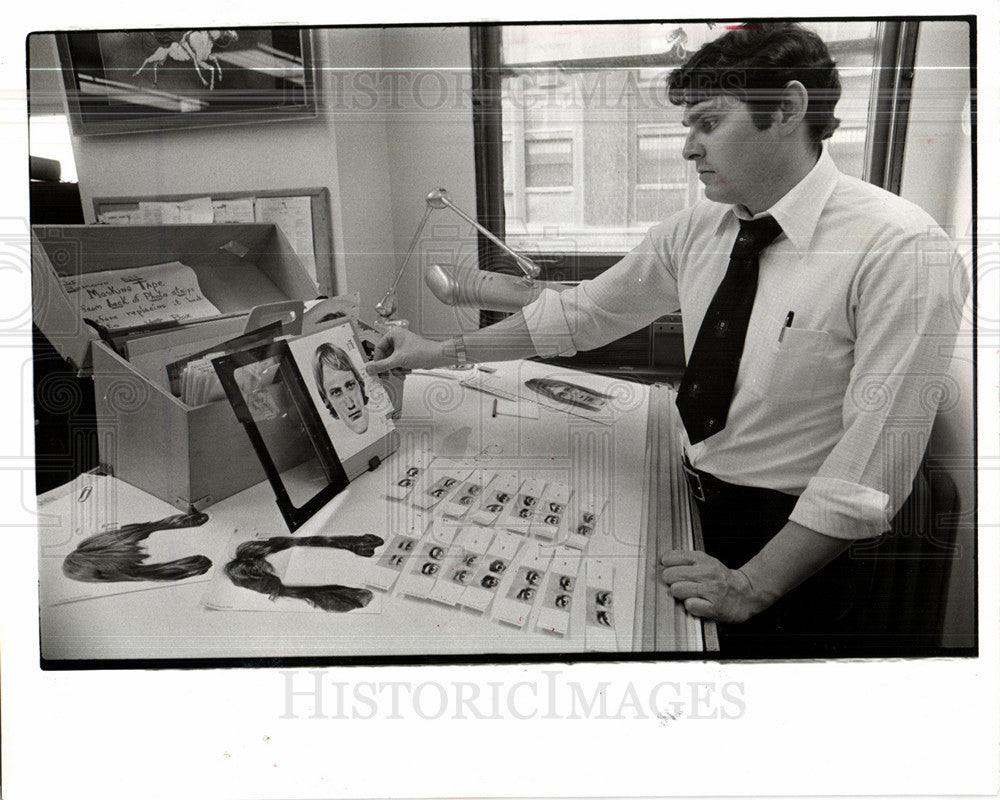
[682,459,706,503]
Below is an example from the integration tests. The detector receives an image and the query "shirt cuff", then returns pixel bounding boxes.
[789,477,891,539]
[522,288,579,358]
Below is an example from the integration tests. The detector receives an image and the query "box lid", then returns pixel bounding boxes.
[32,223,319,371]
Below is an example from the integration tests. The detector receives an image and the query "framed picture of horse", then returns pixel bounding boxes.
[56,27,317,135]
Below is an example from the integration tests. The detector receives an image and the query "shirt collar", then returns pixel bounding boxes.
[715,146,840,254]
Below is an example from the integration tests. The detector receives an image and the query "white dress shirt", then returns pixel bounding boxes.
[523,148,969,540]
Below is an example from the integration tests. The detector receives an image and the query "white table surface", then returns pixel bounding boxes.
[38,362,702,662]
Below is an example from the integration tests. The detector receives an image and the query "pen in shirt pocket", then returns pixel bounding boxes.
[778,311,795,342]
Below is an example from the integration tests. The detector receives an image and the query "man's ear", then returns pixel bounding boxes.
[777,80,809,131]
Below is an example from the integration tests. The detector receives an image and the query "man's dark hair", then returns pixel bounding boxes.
[667,23,842,144]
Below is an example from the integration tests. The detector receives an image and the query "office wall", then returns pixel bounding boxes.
[27,34,66,117]
[899,20,976,648]
[380,27,481,339]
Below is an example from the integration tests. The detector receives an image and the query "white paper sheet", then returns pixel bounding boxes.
[254,195,317,283]
[285,323,396,469]
[138,197,215,224]
[461,360,648,425]
[212,197,256,223]
[202,530,383,614]
[37,475,217,606]
[98,207,156,225]
[58,261,221,330]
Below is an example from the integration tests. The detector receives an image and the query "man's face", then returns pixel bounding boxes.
[681,94,783,213]
[322,367,368,434]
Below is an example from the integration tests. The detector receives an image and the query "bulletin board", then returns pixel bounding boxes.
[91,187,336,296]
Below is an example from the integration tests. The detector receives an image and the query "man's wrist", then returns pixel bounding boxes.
[438,336,466,367]
[734,566,779,616]
[440,336,468,366]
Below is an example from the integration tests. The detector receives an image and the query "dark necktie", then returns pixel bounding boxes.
[676,215,784,445]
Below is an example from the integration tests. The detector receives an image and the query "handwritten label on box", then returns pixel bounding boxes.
[59,262,221,330]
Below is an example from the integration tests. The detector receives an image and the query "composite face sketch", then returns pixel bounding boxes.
[313,342,370,435]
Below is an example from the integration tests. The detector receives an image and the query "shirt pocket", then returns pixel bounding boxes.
[745,316,835,405]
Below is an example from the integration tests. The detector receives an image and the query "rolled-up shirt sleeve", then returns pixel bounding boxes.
[523,223,682,358]
[789,227,970,539]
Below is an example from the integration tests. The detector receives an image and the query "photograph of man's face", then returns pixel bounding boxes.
[286,322,393,472]
[314,343,369,435]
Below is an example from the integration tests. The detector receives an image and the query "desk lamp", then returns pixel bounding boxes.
[375,188,567,321]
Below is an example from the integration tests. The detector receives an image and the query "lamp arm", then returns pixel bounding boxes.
[375,205,434,319]
[429,189,542,280]
[377,187,545,320]
[391,204,433,292]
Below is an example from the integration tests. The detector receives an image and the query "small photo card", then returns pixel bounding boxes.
[458,530,522,614]
[397,538,451,600]
[529,481,573,542]
[366,532,422,591]
[411,465,472,511]
[584,558,618,651]
[498,476,547,534]
[536,549,582,636]
[494,547,552,629]
[439,470,493,519]
[385,449,435,501]
[564,492,607,552]
[469,472,522,526]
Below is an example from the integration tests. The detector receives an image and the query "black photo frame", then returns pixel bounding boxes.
[213,340,348,532]
[56,27,317,136]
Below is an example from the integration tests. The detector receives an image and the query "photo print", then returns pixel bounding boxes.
[524,376,613,413]
[286,321,394,467]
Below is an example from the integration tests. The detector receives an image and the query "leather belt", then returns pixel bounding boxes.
[681,454,774,505]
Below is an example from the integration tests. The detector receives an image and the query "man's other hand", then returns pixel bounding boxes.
[659,550,768,623]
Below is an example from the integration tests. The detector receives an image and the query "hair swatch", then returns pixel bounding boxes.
[63,512,212,583]
[225,534,384,612]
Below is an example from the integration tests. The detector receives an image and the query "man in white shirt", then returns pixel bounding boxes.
[367,23,968,656]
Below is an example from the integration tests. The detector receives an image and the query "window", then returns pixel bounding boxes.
[28,114,78,182]
[525,137,573,188]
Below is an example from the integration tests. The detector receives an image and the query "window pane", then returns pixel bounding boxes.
[827,126,868,180]
[637,134,686,185]
[28,115,78,182]
[526,192,575,224]
[634,187,688,222]
[503,23,722,63]
[525,139,573,187]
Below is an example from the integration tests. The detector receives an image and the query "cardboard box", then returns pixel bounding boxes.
[32,223,321,510]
